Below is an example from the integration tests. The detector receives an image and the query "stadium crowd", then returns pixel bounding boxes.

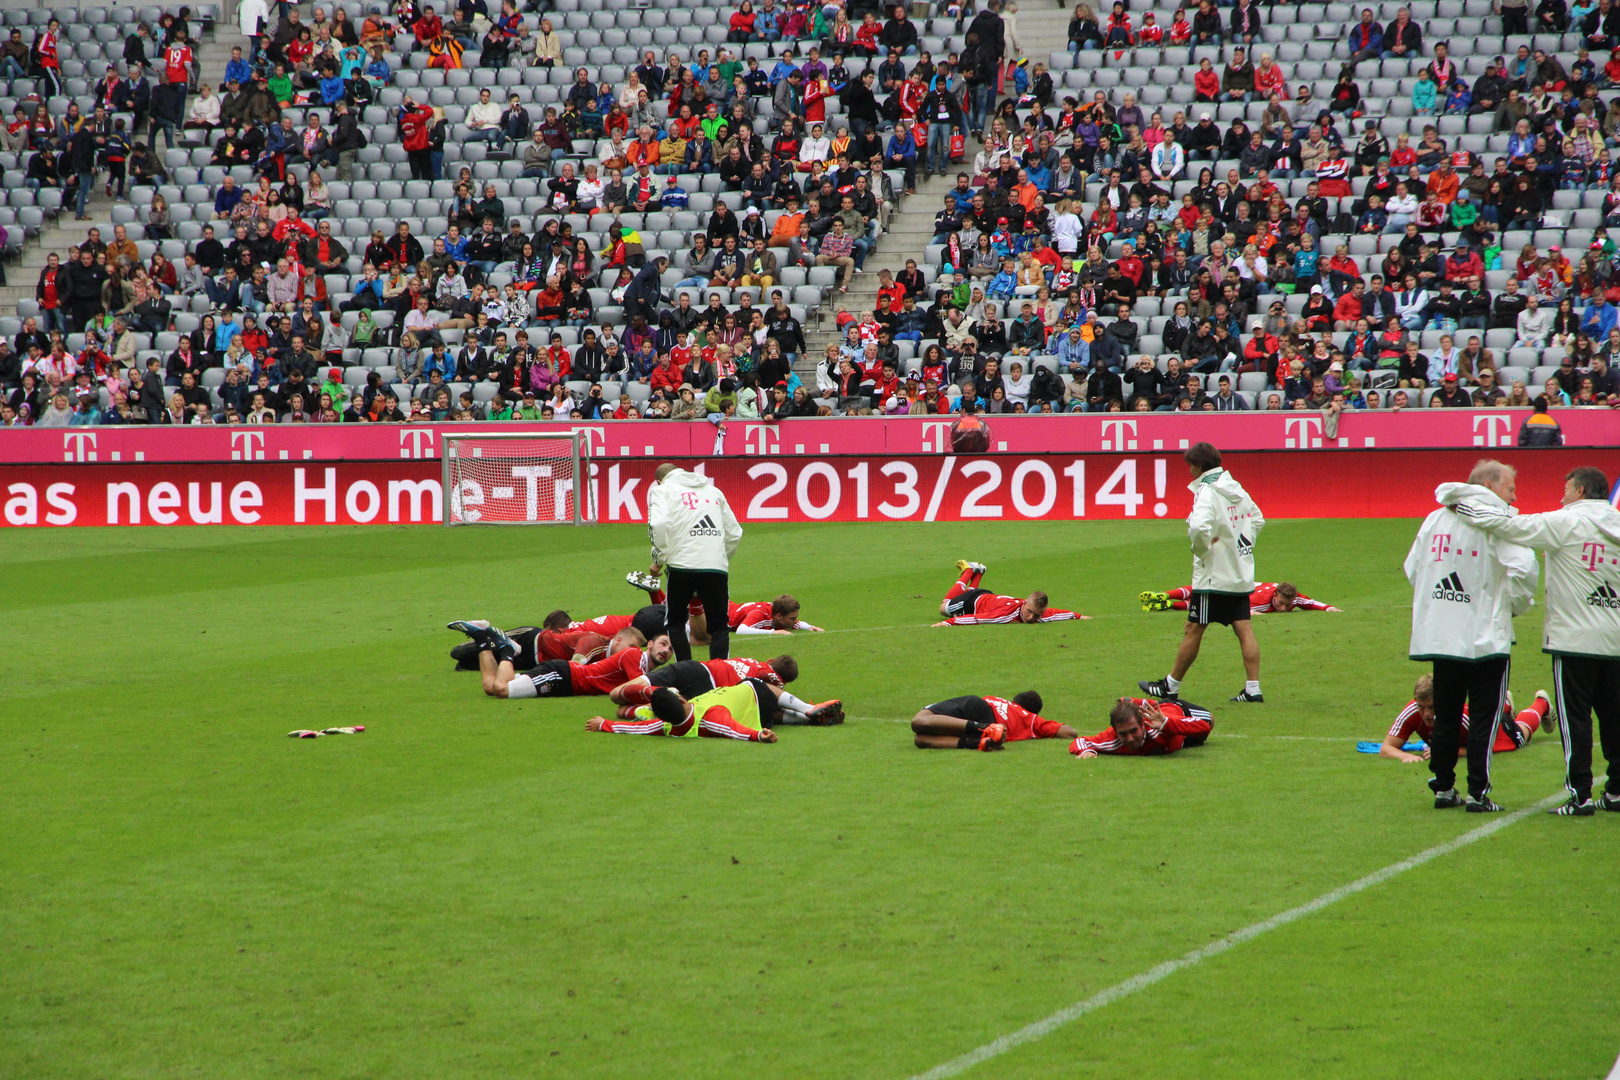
[1,0,1620,426]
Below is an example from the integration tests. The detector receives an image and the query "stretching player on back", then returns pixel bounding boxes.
[1138,442,1268,703]
[585,685,780,742]
[931,561,1089,626]
[910,692,1078,750]
[448,607,667,671]
[1069,697,1215,757]
[609,655,845,725]
[1141,582,1339,614]
[628,571,824,638]
[448,621,672,699]
[448,614,610,671]
[1379,675,1550,763]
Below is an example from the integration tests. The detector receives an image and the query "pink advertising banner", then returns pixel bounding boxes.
[2,409,1616,466]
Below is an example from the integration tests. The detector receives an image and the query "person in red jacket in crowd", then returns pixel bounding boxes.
[413,5,443,49]
[650,351,683,394]
[399,97,435,181]
[1242,321,1279,372]
[1193,59,1220,101]
[1070,697,1214,757]
[1333,280,1367,330]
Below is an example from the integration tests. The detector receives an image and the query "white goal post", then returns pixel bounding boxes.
[441,432,597,525]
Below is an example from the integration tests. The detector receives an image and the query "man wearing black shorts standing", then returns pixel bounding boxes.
[1138,442,1268,703]
[647,462,744,663]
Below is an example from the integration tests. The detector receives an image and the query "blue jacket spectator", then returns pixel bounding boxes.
[1581,298,1618,340]
[214,182,244,217]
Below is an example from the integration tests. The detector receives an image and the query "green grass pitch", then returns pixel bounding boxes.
[2,519,1616,1079]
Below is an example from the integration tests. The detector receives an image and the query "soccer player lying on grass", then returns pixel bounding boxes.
[448,621,673,699]
[586,684,779,742]
[448,607,667,671]
[931,561,1089,626]
[910,692,1077,750]
[608,656,845,725]
[628,570,825,639]
[449,617,609,672]
[1378,674,1550,763]
[1069,698,1214,757]
[1140,582,1340,614]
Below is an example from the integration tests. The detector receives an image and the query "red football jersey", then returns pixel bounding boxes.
[569,647,646,695]
[984,696,1064,741]
[1249,583,1331,613]
[538,629,610,663]
[729,601,775,631]
[945,594,1077,625]
[702,657,783,687]
[571,614,635,636]
[1070,699,1211,756]
[1388,700,1473,743]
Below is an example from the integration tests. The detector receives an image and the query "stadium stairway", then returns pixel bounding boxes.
[0,25,230,312]
[798,1,1073,383]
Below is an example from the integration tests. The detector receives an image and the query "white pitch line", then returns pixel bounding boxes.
[905,790,1566,1080]
[849,716,1383,742]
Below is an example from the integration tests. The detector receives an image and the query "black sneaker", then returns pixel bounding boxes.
[1600,792,1620,812]
[1433,787,1465,809]
[1549,797,1595,817]
[1466,794,1506,813]
[1138,678,1178,699]
[1230,690,1264,703]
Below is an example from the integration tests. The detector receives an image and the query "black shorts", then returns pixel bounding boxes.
[926,695,995,726]
[1173,701,1214,747]
[1186,591,1251,627]
[744,677,780,727]
[508,626,542,669]
[943,589,991,620]
[649,660,717,699]
[521,658,574,696]
[632,604,667,642]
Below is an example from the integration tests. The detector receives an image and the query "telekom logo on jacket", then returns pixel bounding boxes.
[680,492,701,510]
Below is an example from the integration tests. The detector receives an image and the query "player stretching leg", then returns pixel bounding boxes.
[1378,675,1550,763]
[911,692,1078,750]
[448,606,666,670]
[1069,697,1215,757]
[449,617,612,671]
[586,684,780,742]
[932,561,1089,626]
[609,656,844,725]
[449,621,672,699]
[628,570,824,641]
[1141,583,1340,614]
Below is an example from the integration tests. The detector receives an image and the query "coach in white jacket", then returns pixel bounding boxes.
[1443,464,1620,816]
[647,463,744,662]
[1405,460,1537,812]
[1140,442,1267,704]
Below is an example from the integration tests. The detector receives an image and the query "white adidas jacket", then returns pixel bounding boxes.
[647,468,743,573]
[1404,483,1537,661]
[1187,467,1265,594]
[1443,492,1620,658]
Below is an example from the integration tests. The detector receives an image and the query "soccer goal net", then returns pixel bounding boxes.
[441,432,596,525]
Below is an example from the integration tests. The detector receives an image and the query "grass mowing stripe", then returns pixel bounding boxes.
[905,789,1568,1080]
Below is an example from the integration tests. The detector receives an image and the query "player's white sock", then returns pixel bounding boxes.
[1245,680,1261,696]
[1165,674,1182,692]
[778,691,814,714]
